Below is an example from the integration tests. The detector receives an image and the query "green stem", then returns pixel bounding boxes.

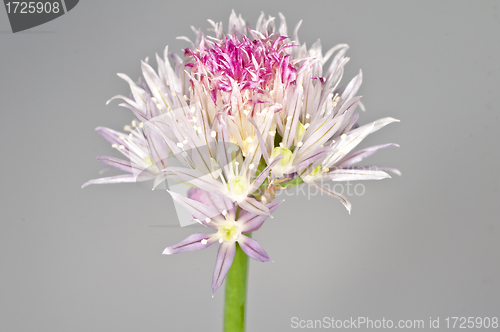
[223,234,251,332]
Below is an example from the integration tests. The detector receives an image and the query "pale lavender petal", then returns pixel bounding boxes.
[106,94,142,115]
[162,233,216,255]
[168,191,221,228]
[95,127,126,146]
[291,147,331,177]
[347,166,401,176]
[141,60,170,110]
[296,109,349,164]
[238,235,272,262]
[187,187,234,214]
[248,117,270,164]
[164,167,225,193]
[281,85,304,148]
[212,242,236,295]
[246,154,283,194]
[116,102,148,122]
[96,155,132,173]
[309,182,352,213]
[326,169,391,181]
[336,143,399,168]
[117,73,149,110]
[144,126,170,170]
[239,197,270,216]
[81,174,139,188]
[239,201,283,233]
[340,70,362,104]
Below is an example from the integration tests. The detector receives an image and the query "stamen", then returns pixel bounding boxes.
[177,142,184,148]
[297,142,303,147]
[205,218,211,223]
[201,239,208,244]
[341,134,347,140]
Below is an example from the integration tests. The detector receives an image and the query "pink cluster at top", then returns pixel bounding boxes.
[185,34,297,115]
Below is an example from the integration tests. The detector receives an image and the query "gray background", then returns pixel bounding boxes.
[1,1,499,331]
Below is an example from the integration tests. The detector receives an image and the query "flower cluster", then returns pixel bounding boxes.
[83,11,399,294]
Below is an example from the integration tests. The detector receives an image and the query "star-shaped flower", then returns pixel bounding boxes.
[163,189,282,294]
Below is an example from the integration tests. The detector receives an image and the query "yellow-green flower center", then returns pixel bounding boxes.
[220,223,238,241]
[228,176,248,196]
[272,147,293,166]
[144,156,154,165]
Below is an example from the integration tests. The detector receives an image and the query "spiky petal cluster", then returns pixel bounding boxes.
[83,11,399,294]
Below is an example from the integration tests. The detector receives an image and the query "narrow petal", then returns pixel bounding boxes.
[212,242,236,295]
[239,197,270,216]
[168,191,221,229]
[95,127,127,146]
[337,143,399,168]
[164,167,225,193]
[238,235,271,262]
[309,182,352,214]
[81,174,139,188]
[239,200,283,233]
[162,233,216,255]
[326,169,391,181]
[187,187,234,215]
[96,155,133,173]
[246,154,282,194]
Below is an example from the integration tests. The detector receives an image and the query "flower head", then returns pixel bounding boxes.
[83,11,400,294]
